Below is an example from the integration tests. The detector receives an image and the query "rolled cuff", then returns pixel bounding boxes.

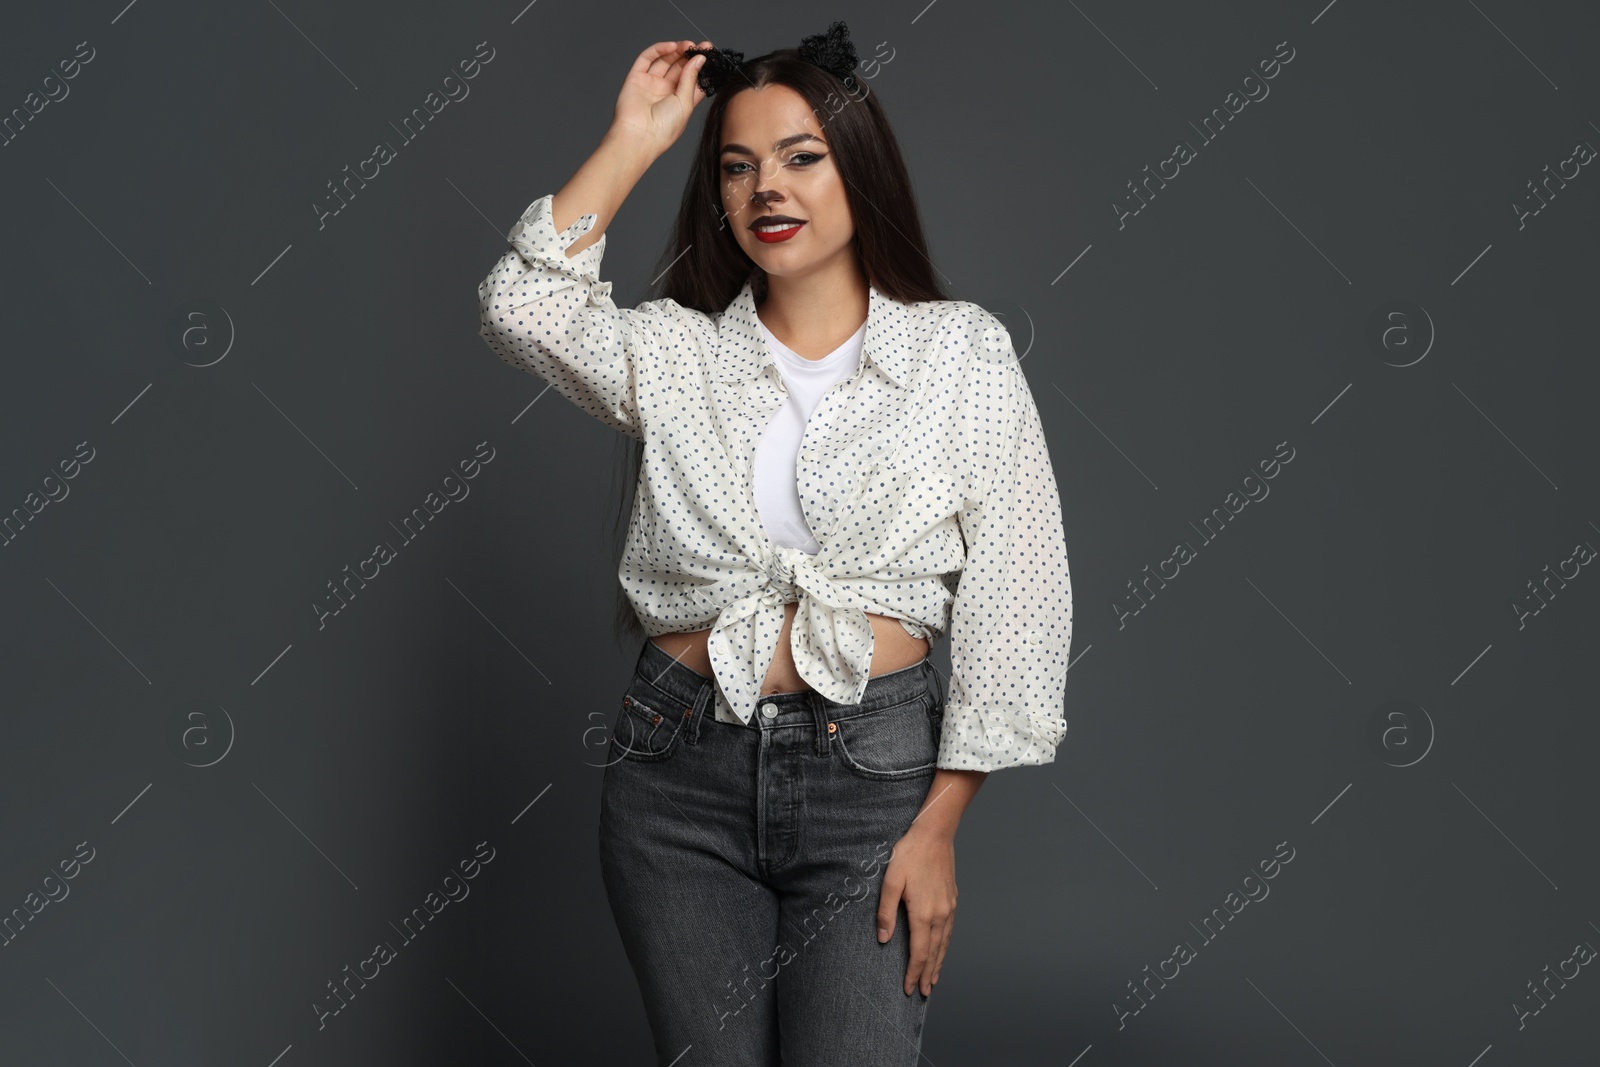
[935,698,1067,772]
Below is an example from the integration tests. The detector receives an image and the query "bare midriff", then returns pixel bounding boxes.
[650,601,931,694]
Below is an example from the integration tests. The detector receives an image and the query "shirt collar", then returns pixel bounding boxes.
[712,278,913,388]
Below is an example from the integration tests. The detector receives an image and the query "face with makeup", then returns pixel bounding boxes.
[718,85,857,283]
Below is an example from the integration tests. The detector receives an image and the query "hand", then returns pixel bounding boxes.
[611,40,711,159]
[876,823,958,997]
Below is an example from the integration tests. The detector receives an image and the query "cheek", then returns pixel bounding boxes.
[722,190,755,224]
[816,217,852,248]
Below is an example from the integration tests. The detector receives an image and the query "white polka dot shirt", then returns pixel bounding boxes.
[477,193,1073,772]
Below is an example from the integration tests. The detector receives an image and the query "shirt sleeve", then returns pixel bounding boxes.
[476,193,673,440]
[938,324,1073,773]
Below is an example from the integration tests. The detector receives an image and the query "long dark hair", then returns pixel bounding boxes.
[610,48,950,648]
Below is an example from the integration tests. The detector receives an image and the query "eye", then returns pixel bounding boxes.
[721,152,826,177]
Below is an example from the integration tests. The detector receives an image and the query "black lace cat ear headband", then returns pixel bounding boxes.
[683,20,860,98]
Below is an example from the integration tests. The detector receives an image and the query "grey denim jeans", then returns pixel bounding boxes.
[598,637,947,1066]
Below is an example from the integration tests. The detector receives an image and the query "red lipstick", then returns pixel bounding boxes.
[749,215,807,243]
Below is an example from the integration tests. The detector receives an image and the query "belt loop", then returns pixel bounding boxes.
[809,690,832,757]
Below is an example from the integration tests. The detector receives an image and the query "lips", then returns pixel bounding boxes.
[750,215,806,243]
[749,213,806,231]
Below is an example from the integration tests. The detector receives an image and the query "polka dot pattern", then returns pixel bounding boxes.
[477,193,1073,772]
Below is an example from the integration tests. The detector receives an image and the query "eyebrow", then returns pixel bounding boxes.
[720,133,825,155]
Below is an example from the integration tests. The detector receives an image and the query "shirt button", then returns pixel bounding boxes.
[800,449,815,461]
[760,702,779,719]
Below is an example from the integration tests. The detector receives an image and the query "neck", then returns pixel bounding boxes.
[757,259,870,358]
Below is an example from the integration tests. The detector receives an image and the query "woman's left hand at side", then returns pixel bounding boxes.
[877,821,959,997]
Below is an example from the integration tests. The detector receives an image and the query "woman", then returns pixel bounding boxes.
[476,22,1072,1066]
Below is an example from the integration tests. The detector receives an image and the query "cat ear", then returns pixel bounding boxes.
[797,20,859,88]
[685,46,746,98]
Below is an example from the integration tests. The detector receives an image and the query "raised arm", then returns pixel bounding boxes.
[475,41,712,438]
[553,39,711,251]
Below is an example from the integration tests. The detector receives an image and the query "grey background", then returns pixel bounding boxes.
[1,0,1596,1063]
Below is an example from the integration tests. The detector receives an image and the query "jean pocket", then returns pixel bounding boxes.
[609,681,685,764]
[831,693,940,781]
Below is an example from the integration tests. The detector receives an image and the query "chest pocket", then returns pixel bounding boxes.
[875,434,960,529]
[788,427,892,547]
[798,367,931,534]
[819,429,903,501]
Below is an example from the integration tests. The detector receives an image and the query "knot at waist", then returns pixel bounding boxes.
[762,544,819,603]
[707,545,877,714]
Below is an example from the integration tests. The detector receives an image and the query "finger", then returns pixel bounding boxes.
[677,40,714,85]
[671,41,709,70]
[928,916,950,988]
[631,41,682,75]
[925,920,946,995]
[676,51,706,106]
[665,39,705,81]
[905,911,933,996]
[933,910,954,984]
[876,875,904,944]
[646,44,682,80]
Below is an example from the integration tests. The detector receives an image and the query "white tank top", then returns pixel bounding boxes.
[752,316,867,554]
